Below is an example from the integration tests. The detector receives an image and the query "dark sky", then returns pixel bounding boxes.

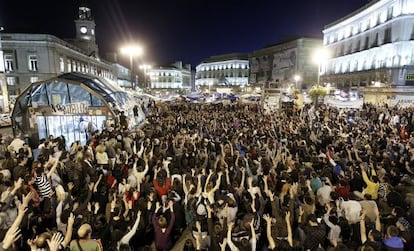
[1,0,369,67]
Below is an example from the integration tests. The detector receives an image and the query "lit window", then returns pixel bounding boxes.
[370,14,378,28]
[344,26,351,38]
[338,30,344,40]
[30,76,39,83]
[329,35,334,43]
[361,21,368,31]
[67,59,72,72]
[352,26,359,35]
[28,55,38,71]
[4,55,14,72]
[91,29,95,35]
[60,57,65,72]
[6,76,16,86]
[380,10,387,23]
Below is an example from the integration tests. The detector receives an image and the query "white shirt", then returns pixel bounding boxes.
[338,199,361,224]
[317,185,332,206]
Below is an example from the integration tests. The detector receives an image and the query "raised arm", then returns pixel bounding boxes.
[46,157,59,179]
[285,211,293,247]
[204,172,213,192]
[263,214,276,250]
[211,172,222,193]
[360,211,367,244]
[195,174,203,197]
[62,213,75,248]
[249,218,258,251]
[120,211,141,245]
[10,192,32,231]
[374,205,381,232]
[93,174,103,192]
[226,222,240,251]
[137,141,144,158]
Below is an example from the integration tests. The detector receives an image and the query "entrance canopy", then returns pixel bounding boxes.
[12,72,145,148]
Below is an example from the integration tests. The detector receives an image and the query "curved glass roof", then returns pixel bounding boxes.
[12,72,141,123]
[13,72,138,111]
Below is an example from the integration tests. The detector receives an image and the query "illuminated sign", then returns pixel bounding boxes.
[406,73,414,81]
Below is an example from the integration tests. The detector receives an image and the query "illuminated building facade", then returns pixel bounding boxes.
[249,38,321,90]
[195,53,249,90]
[322,0,414,89]
[148,61,192,91]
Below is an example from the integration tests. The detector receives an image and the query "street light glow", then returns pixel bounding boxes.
[120,45,143,57]
[120,44,144,90]
[294,74,301,89]
[313,48,329,65]
[139,64,152,71]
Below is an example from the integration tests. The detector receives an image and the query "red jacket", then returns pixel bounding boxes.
[153,177,171,197]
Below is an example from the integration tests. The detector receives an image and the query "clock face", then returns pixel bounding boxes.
[80,27,88,34]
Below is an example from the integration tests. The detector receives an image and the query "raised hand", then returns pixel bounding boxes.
[22,191,33,207]
[68,213,75,226]
[285,211,291,222]
[219,239,228,250]
[3,226,21,249]
[46,232,64,251]
[263,214,272,223]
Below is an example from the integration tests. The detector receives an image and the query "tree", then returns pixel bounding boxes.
[309,85,327,106]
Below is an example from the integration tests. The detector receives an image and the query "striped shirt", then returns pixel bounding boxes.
[35,175,52,198]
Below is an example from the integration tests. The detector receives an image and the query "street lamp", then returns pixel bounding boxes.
[120,45,143,90]
[313,48,329,87]
[139,64,152,89]
[294,74,301,90]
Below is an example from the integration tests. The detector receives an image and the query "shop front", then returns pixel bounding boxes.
[12,72,145,148]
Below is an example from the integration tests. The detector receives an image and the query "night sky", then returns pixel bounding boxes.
[1,0,369,67]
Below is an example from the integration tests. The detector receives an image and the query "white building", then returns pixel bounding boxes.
[148,61,192,91]
[322,0,414,89]
[195,53,249,90]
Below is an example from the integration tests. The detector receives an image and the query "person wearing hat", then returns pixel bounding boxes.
[396,217,414,251]
[69,223,103,251]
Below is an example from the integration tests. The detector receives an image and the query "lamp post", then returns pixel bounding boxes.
[294,74,301,90]
[313,48,329,87]
[139,64,152,89]
[120,45,143,90]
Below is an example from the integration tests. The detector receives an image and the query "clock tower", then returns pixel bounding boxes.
[74,1,99,56]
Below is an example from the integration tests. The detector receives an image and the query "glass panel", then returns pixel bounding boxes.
[46,82,70,105]
[37,116,47,140]
[35,115,108,148]
[68,84,91,105]
[31,85,49,105]
[91,94,103,106]
[88,79,110,96]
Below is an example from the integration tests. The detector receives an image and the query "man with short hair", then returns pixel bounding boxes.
[70,223,103,251]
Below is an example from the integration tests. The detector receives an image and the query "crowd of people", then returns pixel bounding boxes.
[0,99,413,251]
